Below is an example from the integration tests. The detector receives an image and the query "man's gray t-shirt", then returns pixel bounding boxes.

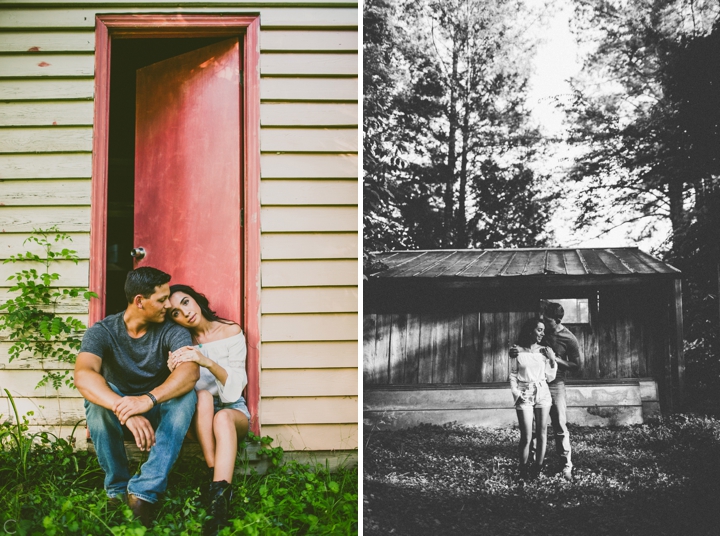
[80,312,192,396]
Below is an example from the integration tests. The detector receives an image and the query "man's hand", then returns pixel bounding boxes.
[125,415,155,451]
[509,345,519,358]
[113,395,153,425]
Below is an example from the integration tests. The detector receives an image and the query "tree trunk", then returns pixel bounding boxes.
[443,37,459,247]
[456,98,471,248]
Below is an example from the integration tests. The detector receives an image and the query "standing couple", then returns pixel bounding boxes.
[508,302,580,481]
[74,267,249,534]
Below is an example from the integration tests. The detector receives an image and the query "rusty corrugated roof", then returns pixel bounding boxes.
[372,248,680,278]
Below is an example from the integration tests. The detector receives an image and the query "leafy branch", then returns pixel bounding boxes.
[0,227,97,390]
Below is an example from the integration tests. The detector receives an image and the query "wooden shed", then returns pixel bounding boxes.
[364,248,683,430]
[0,1,358,466]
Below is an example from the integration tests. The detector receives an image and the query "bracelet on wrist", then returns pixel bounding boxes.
[144,392,158,407]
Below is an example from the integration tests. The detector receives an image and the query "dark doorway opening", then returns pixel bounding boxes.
[105,37,229,314]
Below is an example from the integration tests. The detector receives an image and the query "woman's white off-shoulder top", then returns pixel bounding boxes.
[194,332,248,403]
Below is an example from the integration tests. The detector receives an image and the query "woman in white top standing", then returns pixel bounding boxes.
[509,317,557,480]
[167,284,249,536]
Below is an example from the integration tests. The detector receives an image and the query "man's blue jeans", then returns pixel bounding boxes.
[529,380,572,469]
[84,383,197,503]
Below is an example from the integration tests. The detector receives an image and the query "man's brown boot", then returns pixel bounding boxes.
[128,493,154,527]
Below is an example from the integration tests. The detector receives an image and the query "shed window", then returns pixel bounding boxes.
[546,298,590,324]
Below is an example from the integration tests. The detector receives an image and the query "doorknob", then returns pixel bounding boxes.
[130,247,146,260]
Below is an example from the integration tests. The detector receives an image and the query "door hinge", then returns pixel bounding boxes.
[240,208,244,227]
[239,70,243,86]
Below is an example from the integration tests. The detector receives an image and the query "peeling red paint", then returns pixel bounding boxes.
[53,121,57,125]
[38,61,50,67]
[28,46,40,52]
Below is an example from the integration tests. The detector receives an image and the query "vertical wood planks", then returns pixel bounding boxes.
[404,313,421,384]
[598,289,618,378]
[446,314,462,383]
[480,312,495,382]
[418,312,434,383]
[363,314,377,384]
[494,311,509,382]
[389,314,406,384]
[460,312,481,382]
[374,314,392,384]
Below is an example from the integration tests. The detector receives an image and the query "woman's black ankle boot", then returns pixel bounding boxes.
[204,480,232,536]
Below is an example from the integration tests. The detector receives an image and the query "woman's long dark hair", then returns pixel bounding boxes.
[169,284,235,325]
[517,317,544,348]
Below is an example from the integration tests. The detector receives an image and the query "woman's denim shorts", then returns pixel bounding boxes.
[213,395,251,420]
[514,381,552,411]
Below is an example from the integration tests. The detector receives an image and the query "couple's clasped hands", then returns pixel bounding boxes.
[110,347,206,451]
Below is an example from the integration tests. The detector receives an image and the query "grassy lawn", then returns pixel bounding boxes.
[0,418,358,536]
[364,415,720,535]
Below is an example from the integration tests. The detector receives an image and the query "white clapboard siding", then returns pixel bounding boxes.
[0,233,90,259]
[0,370,77,397]
[262,424,358,451]
[0,102,94,126]
[261,207,357,232]
[262,313,357,342]
[261,30,358,52]
[260,78,357,101]
[0,349,76,371]
[0,179,91,205]
[261,154,357,178]
[0,260,89,287]
[261,368,357,396]
[0,55,95,78]
[0,206,91,233]
[0,395,85,426]
[260,128,357,153]
[0,31,95,52]
[0,290,89,313]
[260,103,357,126]
[0,153,91,179]
[0,79,94,100]
[261,53,357,76]
[261,259,357,287]
[262,341,357,368]
[262,396,357,424]
[262,233,357,260]
[0,127,93,153]
[262,287,357,313]
[0,8,358,29]
[261,179,357,205]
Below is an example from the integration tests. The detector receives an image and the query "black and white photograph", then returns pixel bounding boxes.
[363,0,720,534]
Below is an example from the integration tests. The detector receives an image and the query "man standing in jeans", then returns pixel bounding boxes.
[541,302,580,480]
[74,267,200,526]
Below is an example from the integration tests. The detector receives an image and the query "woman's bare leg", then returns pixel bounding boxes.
[516,408,534,466]
[193,390,216,469]
[212,409,249,483]
[534,406,551,468]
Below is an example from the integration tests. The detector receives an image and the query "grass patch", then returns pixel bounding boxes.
[364,415,720,535]
[0,413,358,535]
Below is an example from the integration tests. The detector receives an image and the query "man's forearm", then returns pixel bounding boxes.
[150,362,200,403]
[75,369,122,410]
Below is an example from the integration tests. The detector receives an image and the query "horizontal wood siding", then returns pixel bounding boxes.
[0,1,358,454]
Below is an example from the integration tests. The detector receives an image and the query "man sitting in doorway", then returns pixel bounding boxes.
[74,267,199,526]
[510,302,580,480]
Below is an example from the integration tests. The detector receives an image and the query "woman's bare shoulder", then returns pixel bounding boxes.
[220,322,242,338]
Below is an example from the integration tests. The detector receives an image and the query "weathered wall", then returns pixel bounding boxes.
[364,285,669,386]
[0,1,358,455]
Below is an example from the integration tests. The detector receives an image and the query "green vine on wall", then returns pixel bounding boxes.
[0,227,97,390]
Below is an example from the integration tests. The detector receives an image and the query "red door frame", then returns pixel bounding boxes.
[90,14,262,433]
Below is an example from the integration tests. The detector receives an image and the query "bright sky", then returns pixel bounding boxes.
[524,2,670,253]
